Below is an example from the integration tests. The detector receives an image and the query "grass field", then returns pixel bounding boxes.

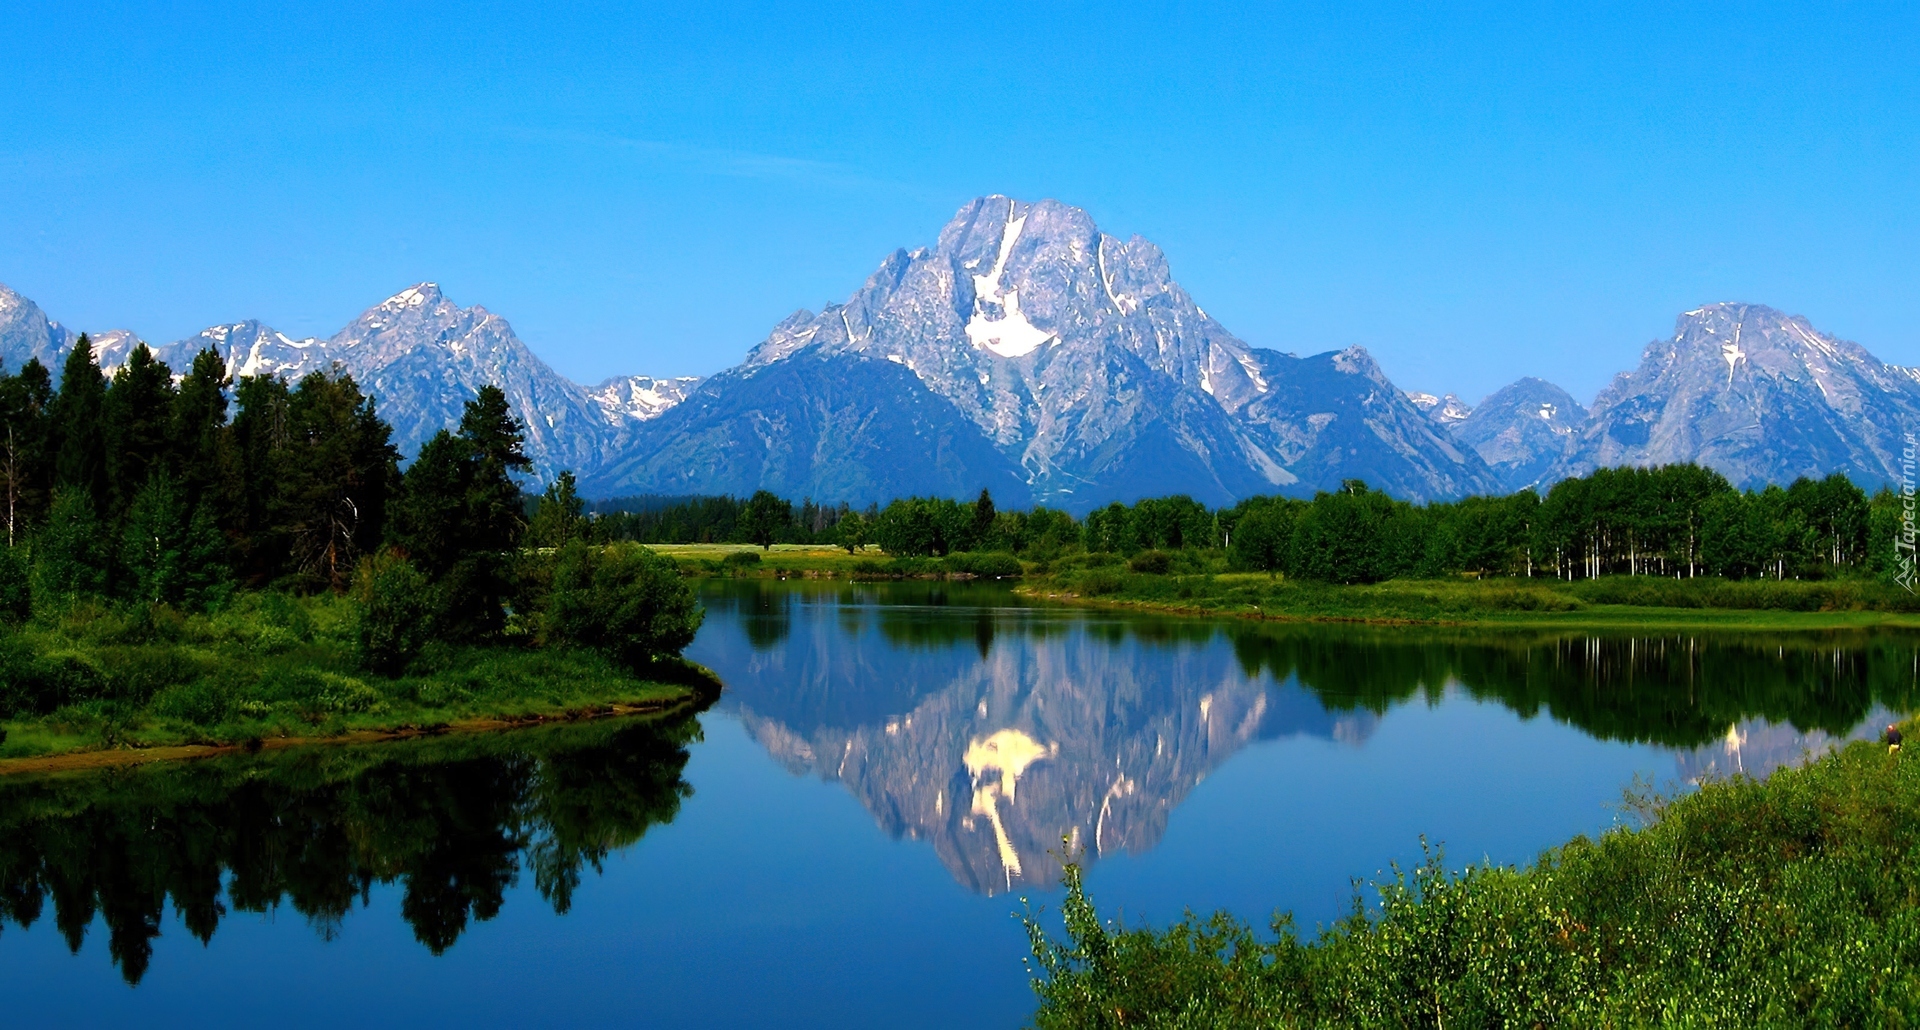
[1020,568,1920,632]
[651,543,1023,579]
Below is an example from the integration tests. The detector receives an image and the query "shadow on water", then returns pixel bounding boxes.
[0,714,703,984]
[693,580,1920,895]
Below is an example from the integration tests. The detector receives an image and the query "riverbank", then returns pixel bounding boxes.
[0,593,717,766]
[1017,570,1920,631]
[1026,720,1920,1025]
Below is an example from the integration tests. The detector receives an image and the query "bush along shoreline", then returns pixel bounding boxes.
[0,337,706,763]
[1024,724,1920,1027]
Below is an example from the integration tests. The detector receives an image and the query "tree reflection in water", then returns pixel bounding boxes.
[0,715,700,984]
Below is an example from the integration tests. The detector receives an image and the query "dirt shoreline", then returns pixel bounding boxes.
[0,694,703,777]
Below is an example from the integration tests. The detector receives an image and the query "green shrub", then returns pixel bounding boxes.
[944,551,1023,578]
[353,554,436,676]
[96,646,202,706]
[1076,569,1126,596]
[722,550,762,567]
[542,542,704,669]
[0,640,106,718]
[1128,549,1173,574]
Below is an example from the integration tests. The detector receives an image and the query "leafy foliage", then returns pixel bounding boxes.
[1028,728,1920,1026]
[541,541,704,670]
[353,552,436,675]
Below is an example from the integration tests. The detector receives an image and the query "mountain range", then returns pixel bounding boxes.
[5,195,1918,508]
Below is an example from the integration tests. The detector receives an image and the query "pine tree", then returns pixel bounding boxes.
[102,344,177,521]
[970,488,997,551]
[388,388,530,638]
[456,385,531,554]
[276,371,400,591]
[171,347,240,532]
[231,375,292,580]
[49,336,109,516]
[32,489,107,605]
[389,430,469,577]
[527,470,587,547]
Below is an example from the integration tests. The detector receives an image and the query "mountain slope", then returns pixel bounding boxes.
[1228,346,1499,500]
[585,350,1033,505]
[1553,303,1920,488]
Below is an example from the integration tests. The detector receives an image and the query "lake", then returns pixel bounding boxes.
[0,580,1908,1027]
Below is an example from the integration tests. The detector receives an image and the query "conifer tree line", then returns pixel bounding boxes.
[592,467,1900,586]
[0,338,603,634]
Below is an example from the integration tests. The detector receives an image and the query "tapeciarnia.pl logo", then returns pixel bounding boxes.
[1898,432,1918,593]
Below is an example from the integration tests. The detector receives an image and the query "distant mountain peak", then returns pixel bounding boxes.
[1551,302,1915,488]
[1450,377,1586,491]
[381,283,443,310]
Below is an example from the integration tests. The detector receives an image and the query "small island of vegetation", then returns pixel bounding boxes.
[0,339,706,765]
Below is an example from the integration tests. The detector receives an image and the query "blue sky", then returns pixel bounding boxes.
[3,1,1915,404]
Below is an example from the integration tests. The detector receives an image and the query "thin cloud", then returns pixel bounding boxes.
[497,126,934,198]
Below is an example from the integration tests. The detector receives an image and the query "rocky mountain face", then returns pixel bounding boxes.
[586,374,704,423]
[584,351,1033,504]
[1547,303,1920,489]
[1408,391,1472,427]
[0,284,78,372]
[597,196,1497,508]
[1448,378,1587,492]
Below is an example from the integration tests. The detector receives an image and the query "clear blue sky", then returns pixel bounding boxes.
[3,1,1915,405]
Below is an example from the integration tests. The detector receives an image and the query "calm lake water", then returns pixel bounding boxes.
[1,580,1910,1027]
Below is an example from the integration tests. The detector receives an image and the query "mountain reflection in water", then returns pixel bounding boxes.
[692,580,1920,896]
[0,716,698,984]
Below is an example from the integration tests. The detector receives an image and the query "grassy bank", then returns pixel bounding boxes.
[1020,565,1920,630]
[651,543,1025,580]
[0,592,712,765]
[1026,725,1920,1026]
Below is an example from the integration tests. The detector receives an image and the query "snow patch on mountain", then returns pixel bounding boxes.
[964,203,1055,358]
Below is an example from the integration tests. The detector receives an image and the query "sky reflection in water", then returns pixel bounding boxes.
[0,580,1906,1027]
